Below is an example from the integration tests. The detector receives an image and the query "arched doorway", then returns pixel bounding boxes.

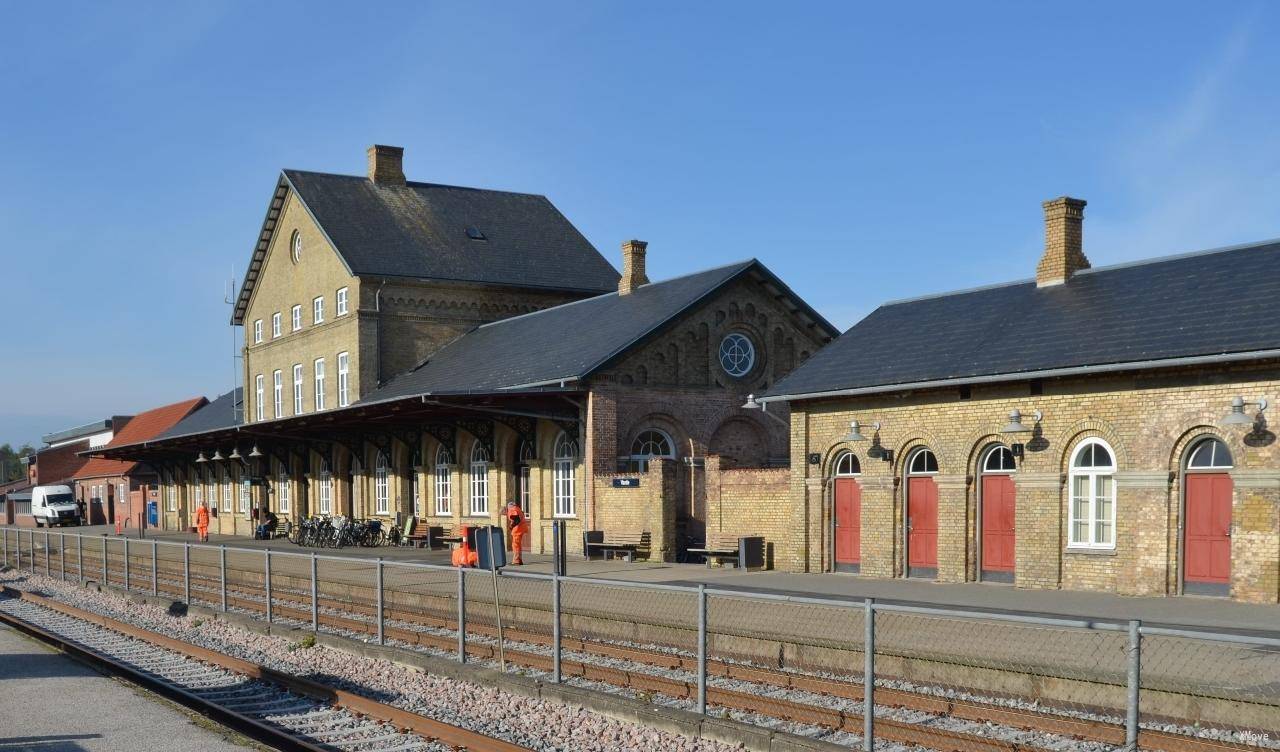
[1182,437,1233,596]
[979,445,1016,583]
[905,448,939,579]
[831,451,861,573]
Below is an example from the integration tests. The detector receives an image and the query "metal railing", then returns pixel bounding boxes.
[2,526,1277,751]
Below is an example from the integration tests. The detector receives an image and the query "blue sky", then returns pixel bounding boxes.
[2,2,1279,448]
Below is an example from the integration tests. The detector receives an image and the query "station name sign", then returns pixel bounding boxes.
[612,477,641,488]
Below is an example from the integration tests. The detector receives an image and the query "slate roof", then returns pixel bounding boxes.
[233,170,620,323]
[76,397,207,478]
[153,389,242,441]
[764,239,1280,401]
[360,259,837,405]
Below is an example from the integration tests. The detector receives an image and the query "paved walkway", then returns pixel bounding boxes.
[0,621,250,752]
[6,523,1277,634]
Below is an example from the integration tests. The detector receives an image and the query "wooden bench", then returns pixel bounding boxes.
[687,533,766,570]
[583,530,651,562]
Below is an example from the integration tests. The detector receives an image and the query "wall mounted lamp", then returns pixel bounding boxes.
[1223,396,1268,427]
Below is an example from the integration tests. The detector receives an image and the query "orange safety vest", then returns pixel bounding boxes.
[195,507,210,527]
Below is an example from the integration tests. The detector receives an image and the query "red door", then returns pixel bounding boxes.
[834,477,861,571]
[1185,474,1232,591]
[907,477,938,575]
[981,474,1016,574]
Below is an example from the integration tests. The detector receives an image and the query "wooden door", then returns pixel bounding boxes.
[833,477,861,572]
[906,476,938,576]
[981,474,1016,575]
[1185,473,1232,594]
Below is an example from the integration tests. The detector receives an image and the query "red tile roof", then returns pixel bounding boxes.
[74,397,207,479]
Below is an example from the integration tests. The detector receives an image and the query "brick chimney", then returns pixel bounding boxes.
[618,239,649,295]
[366,144,405,186]
[1035,196,1089,287]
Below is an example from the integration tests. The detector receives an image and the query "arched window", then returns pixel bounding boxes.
[277,466,291,514]
[1186,438,1233,470]
[983,446,1016,473]
[221,467,233,511]
[469,443,490,516]
[373,452,390,515]
[553,431,578,518]
[318,460,333,515]
[350,456,362,508]
[166,473,177,512]
[1069,439,1116,549]
[240,476,252,515]
[628,429,674,472]
[908,448,939,475]
[434,445,453,516]
[833,451,860,477]
[194,476,203,507]
[719,333,756,377]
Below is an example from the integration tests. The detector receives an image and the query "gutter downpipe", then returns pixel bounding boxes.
[374,279,388,387]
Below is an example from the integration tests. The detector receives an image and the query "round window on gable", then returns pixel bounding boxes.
[290,230,302,264]
[719,333,756,378]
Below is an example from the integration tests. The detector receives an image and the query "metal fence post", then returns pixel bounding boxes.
[2,528,7,566]
[77,535,82,581]
[375,557,384,645]
[457,567,466,664]
[1127,619,1141,751]
[101,537,107,583]
[219,545,227,612]
[30,530,35,573]
[697,583,707,715]
[552,572,562,683]
[151,541,158,596]
[863,598,875,752]
[13,529,18,571]
[60,533,66,581]
[123,537,130,591]
[184,543,191,604]
[264,550,272,624]
[310,552,318,632]
[44,530,51,577]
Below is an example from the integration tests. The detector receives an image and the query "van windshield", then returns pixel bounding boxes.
[45,493,74,505]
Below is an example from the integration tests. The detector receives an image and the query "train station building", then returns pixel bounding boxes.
[761,198,1280,603]
[93,145,836,560]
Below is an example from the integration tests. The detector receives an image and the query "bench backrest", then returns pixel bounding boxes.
[705,532,746,549]
[602,530,650,546]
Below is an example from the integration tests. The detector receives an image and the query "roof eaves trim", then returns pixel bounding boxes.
[760,347,1280,404]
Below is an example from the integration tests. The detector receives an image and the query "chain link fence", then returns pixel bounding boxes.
[2,526,1277,751]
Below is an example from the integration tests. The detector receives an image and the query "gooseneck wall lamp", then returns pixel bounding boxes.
[1223,396,1268,427]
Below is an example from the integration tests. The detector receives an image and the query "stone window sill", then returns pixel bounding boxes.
[1065,547,1117,557]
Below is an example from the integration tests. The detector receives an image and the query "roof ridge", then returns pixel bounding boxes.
[879,235,1280,308]
[280,168,550,200]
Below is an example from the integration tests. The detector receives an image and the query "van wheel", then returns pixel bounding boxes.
[34,519,42,528]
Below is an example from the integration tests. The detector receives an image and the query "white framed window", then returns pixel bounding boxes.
[469,443,490,516]
[277,467,290,514]
[291,230,302,264]
[833,451,861,477]
[718,333,756,377]
[434,445,453,516]
[253,319,263,344]
[1068,439,1116,550]
[336,287,349,316]
[293,364,303,414]
[221,469,232,511]
[291,305,302,332]
[314,358,326,411]
[272,312,281,338]
[318,467,332,515]
[1186,438,1233,470]
[412,468,423,518]
[908,448,939,474]
[313,296,324,325]
[374,452,390,515]
[255,374,265,421]
[553,431,578,518]
[337,352,350,407]
[984,446,1016,473]
[118,483,126,505]
[166,477,176,512]
[272,370,283,418]
[208,477,218,512]
[194,482,203,507]
[628,429,674,472]
[239,478,250,515]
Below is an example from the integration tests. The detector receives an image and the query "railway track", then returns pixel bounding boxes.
[10,547,1275,752]
[0,586,530,752]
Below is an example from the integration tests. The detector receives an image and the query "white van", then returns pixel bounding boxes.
[31,485,80,527]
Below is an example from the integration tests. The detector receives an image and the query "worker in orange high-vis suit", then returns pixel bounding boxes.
[195,503,210,543]
[451,525,479,567]
[504,500,525,565]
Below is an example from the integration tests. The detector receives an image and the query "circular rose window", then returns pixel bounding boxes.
[719,333,755,377]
